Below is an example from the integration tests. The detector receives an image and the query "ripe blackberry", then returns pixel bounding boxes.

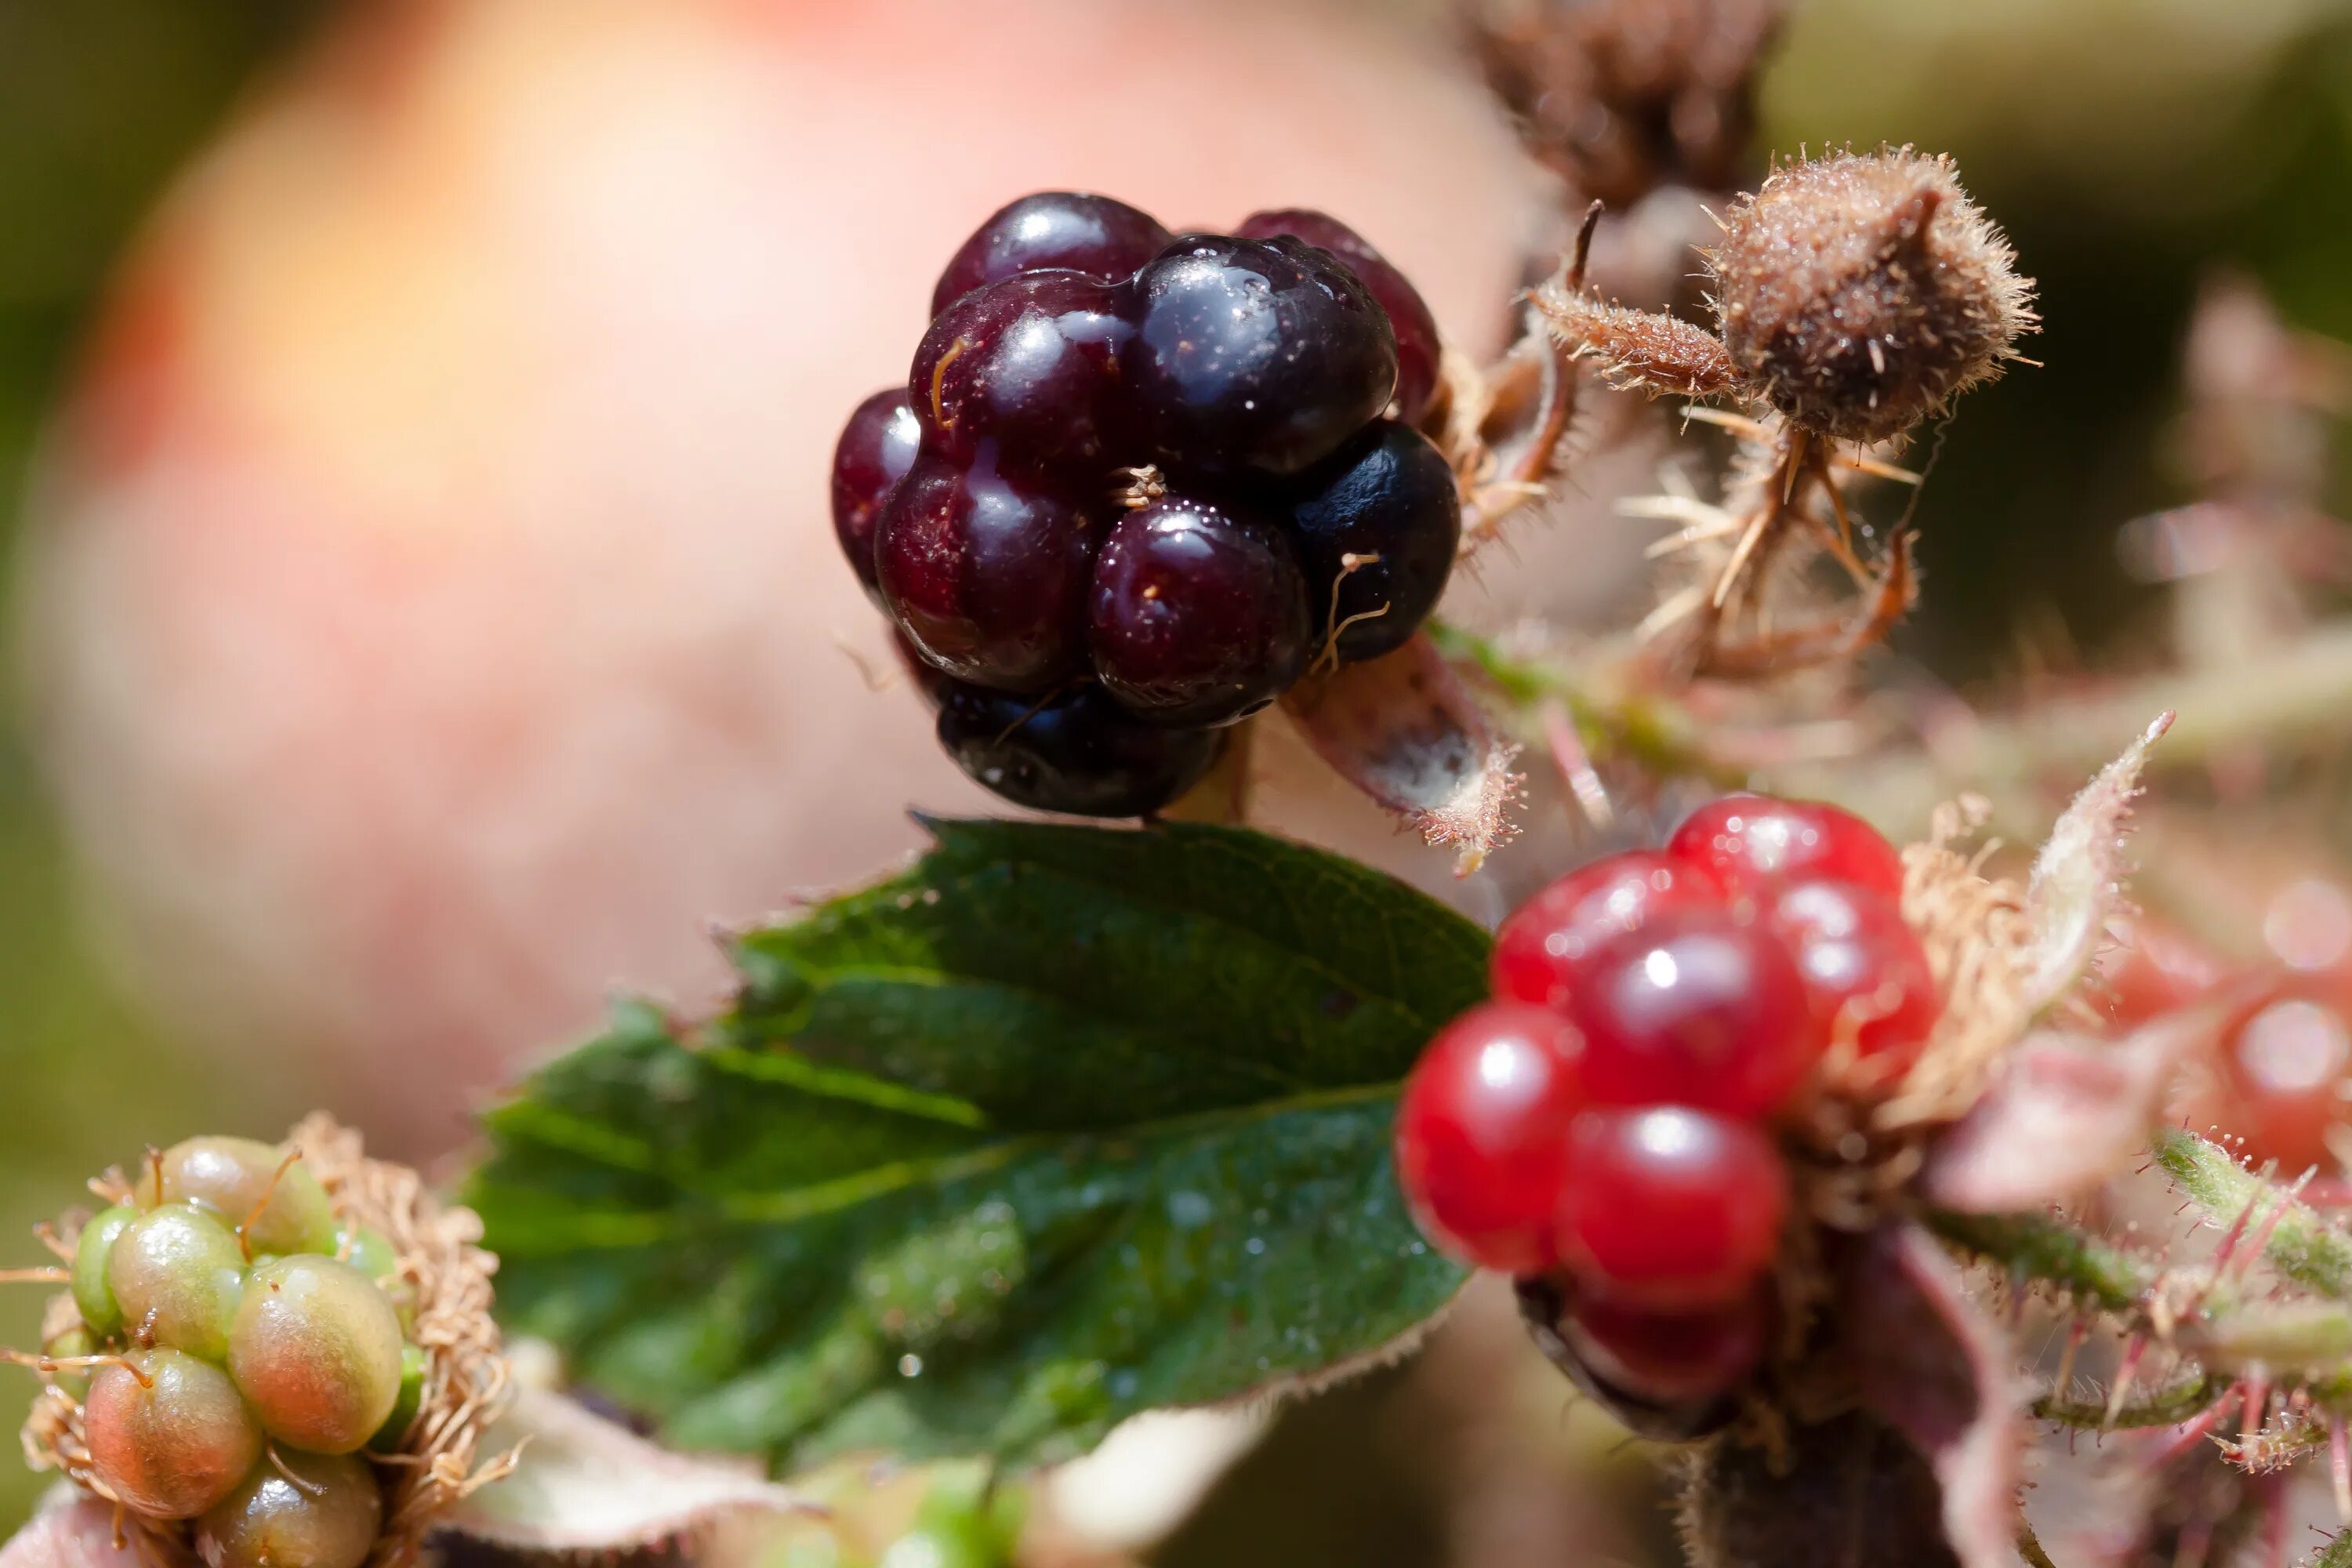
[1088,496,1312,727]
[1127,234,1397,476]
[830,387,920,598]
[931,191,1171,317]
[1235,209,1442,426]
[934,680,1223,818]
[1282,419,1461,664]
[912,271,1135,472]
[876,452,1098,693]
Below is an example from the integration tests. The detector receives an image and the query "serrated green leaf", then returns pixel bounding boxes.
[469,819,1485,1468]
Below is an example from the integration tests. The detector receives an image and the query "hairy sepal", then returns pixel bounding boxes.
[2019,710,2171,1014]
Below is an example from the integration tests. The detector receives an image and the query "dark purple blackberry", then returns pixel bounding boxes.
[830,387,920,599]
[935,681,1223,817]
[1235,209,1443,427]
[1125,234,1397,477]
[1089,495,1312,727]
[875,450,1097,693]
[931,192,1173,317]
[1283,419,1461,664]
[912,272,1136,474]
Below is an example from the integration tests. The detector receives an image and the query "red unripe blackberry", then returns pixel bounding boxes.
[1490,850,1726,1012]
[136,1136,338,1257]
[1233,209,1442,426]
[1562,1287,1775,1404]
[930,191,1171,318]
[1766,879,1940,1074]
[2223,997,2352,1175]
[1709,149,2037,443]
[1554,1106,1788,1308]
[85,1349,263,1519]
[1394,1001,1588,1274]
[108,1204,248,1360]
[876,452,1097,694]
[198,1448,383,1568]
[227,1255,407,1454]
[1667,793,1906,904]
[1087,495,1312,728]
[1563,906,1820,1117]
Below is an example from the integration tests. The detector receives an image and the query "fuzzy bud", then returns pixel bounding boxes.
[1709,149,2037,443]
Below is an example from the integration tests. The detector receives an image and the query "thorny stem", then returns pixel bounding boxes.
[2314,1530,2352,1568]
[2158,1130,2352,1298]
[2035,1370,2218,1430]
[1924,1207,2160,1315]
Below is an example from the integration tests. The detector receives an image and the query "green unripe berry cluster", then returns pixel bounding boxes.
[52,1137,423,1568]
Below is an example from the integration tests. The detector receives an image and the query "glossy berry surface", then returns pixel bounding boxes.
[1235,209,1442,426]
[911,272,1135,471]
[830,387,920,597]
[1767,880,1940,1074]
[137,1136,338,1257]
[86,1349,263,1519]
[934,681,1223,818]
[1088,496,1311,727]
[1282,419,1460,663]
[1395,1002,1589,1273]
[1562,1288,1775,1404]
[72,1204,136,1337]
[198,1447,382,1568]
[227,1254,407,1454]
[1563,907,1820,1116]
[1554,1106,1789,1308]
[1126,234,1396,477]
[876,453,1096,693]
[108,1203,248,1360]
[1491,850,1726,1012]
[931,191,1171,318]
[1667,794,1907,902]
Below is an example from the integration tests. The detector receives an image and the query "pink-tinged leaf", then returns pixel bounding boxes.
[1922,984,2266,1213]
[1849,1221,2024,1568]
[1279,633,1521,875]
[441,1388,815,1553]
[2020,711,2173,1013]
[0,1497,140,1568]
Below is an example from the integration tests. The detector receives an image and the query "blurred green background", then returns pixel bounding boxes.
[1,0,2350,1543]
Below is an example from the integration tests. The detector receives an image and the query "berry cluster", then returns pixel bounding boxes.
[42,1137,421,1568]
[1396,795,1940,1406]
[831,191,1458,818]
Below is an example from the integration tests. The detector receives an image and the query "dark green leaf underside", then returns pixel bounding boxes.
[469,818,1486,1468]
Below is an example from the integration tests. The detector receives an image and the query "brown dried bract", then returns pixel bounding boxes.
[1712,149,2038,443]
[1466,0,1786,208]
[21,1116,514,1568]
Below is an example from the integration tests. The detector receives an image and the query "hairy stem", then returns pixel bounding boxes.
[1926,1207,2158,1314]
[2034,1370,2216,1430]
[2158,1130,2352,1297]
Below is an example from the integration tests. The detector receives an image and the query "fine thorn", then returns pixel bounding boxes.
[1569,201,1603,292]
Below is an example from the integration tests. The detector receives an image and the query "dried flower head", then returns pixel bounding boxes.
[1709,149,2038,443]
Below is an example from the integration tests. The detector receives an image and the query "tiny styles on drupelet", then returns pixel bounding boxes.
[829,192,1461,818]
[1396,794,1942,1430]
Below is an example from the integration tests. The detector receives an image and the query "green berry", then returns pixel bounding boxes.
[85,1348,262,1519]
[196,1448,381,1568]
[72,1205,137,1337]
[136,1138,338,1257]
[108,1205,247,1360]
[227,1256,405,1454]
[42,1326,95,1399]
[368,1345,426,1454]
[336,1225,416,1331]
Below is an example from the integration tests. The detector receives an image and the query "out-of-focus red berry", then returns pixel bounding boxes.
[2095,912,2228,1029]
[1395,1002,1588,1274]
[1490,850,1725,1013]
[1562,1286,1775,1404]
[1766,880,1940,1078]
[2223,996,2352,1175]
[1667,794,1906,903]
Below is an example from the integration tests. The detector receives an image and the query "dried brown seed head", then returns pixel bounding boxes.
[1710,148,2038,442]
